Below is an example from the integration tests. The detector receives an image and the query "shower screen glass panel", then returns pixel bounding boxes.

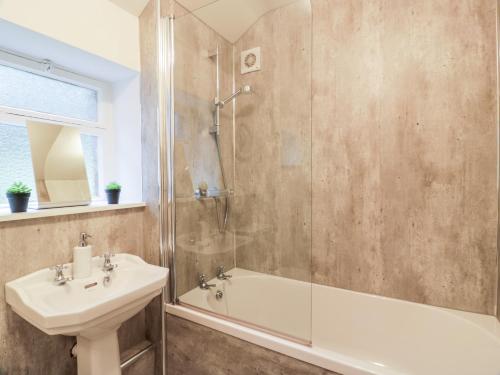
[171,0,312,343]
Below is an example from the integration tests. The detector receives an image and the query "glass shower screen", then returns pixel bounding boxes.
[168,0,312,343]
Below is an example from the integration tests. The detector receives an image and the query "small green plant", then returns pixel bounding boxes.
[6,181,32,195]
[105,182,121,191]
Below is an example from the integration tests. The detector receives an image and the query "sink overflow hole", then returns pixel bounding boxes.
[84,282,98,289]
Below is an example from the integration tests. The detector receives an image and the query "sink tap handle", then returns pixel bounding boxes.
[101,252,117,272]
[50,264,72,285]
[101,252,115,260]
[50,264,66,271]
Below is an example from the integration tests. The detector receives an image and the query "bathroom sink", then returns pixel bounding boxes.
[5,253,168,375]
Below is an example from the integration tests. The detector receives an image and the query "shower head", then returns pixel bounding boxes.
[217,85,253,107]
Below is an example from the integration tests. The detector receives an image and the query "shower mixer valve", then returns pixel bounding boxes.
[197,182,208,197]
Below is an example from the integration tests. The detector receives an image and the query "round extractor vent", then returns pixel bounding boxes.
[241,47,261,74]
[244,53,257,68]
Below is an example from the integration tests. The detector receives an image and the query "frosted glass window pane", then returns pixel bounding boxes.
[0,65,98,121]
[0,124,100,204]
[81,134,99,197]
[0,124,37,204]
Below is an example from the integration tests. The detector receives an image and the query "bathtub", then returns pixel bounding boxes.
[166,268,500,375]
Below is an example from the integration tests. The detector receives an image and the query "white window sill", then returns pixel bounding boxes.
[0,202,146,223]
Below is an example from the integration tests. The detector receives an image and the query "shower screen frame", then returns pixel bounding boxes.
[156,7,177,375]
[158,13,177,304]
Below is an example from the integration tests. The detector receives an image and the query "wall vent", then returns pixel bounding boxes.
[241,47,261,74]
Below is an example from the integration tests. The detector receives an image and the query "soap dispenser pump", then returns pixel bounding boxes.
[73,232,92,279]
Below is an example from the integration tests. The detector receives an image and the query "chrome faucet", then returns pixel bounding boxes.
[216,266,232,280]
[101,252,118,273]
[199,274,216,290]
[50,265,72,285]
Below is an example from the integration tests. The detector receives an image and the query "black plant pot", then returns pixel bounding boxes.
[6,192,30,213]
[105,189,121,204]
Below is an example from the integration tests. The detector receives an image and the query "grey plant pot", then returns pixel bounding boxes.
[105,189,121,204]
[6,192,30,213]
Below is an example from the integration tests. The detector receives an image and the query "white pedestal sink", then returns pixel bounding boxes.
[5,254,168,375]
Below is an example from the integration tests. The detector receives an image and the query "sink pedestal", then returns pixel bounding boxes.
[77,329,121,375]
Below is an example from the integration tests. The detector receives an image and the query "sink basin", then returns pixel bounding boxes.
[5,253,168,375]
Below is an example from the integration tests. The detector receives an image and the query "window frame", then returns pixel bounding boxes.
[0,49,113,203]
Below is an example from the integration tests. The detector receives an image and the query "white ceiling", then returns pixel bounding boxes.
[108,0,150,16]
[177,0,300,43]
[109,0,301,43]
[177,0,218,10]
[107,0,216,17]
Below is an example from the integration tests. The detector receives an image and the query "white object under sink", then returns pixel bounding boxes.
[5,253,168,375]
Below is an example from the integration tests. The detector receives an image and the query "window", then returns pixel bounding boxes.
[0,64,98,122]
[0,53,109,206]
[0,124,36,205]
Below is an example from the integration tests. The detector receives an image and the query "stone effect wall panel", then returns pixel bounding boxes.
[166,314,339,375]
[311,0,498,314]
[233,0,313,283]
[139,1,164,374]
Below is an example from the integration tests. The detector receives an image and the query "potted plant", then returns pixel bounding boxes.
[6,182,32,213]
[105,182,121,204]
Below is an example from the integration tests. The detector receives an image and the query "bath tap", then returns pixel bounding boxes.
[50,265,72,285]
[199,274,216,290]
[102,252,118,273]
[216,266,232,280]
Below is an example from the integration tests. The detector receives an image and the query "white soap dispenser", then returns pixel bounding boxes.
[73,232,92,279]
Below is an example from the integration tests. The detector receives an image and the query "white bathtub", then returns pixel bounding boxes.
[167,268,500,375]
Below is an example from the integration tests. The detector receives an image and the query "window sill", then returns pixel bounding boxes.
[0,202,146,223]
